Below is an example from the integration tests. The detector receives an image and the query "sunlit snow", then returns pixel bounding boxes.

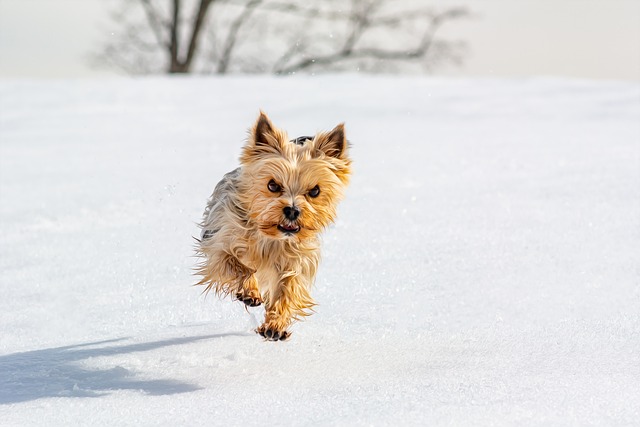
[1,76,638,426]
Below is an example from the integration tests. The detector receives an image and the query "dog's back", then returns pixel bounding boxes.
[200,167,241,240]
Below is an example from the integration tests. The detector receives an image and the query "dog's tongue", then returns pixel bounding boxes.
[282,224,297,231]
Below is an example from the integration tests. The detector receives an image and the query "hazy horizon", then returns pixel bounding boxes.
[0,0,638,80]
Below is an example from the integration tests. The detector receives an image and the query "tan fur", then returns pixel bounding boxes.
[196,111,351,341]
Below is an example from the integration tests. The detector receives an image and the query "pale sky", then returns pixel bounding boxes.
[0,0,638,80]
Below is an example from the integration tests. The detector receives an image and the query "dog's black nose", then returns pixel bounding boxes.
[283,206,300,221]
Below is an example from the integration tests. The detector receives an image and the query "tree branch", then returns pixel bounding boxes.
[272,37,308,74]
[216,0,263,73]
[243,1,347,20]
[169,0,181,71]
[277,6,468,75]
[182,0,216,71]
[139,0,170,49]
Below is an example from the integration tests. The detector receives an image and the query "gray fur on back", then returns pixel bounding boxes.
[200,167,241,240]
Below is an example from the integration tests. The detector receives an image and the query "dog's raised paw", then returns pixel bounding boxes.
[257,326,290,341]
[235,292,262,307]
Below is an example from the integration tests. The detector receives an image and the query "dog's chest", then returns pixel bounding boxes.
[241,238,320,287]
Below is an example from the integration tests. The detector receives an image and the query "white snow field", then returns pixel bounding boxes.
[0,76,638,426]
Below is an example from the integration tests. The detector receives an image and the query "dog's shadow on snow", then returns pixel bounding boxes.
[0,332,251,404]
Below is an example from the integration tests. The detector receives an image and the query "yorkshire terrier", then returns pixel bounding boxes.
[196,112,351,341]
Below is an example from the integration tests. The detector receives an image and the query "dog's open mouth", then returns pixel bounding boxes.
[277,224,301,234]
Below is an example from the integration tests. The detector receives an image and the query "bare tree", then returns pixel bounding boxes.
[93,0,469,75]
[267,1,469,74]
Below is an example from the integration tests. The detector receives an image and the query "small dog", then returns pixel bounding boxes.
[196,112,351,341]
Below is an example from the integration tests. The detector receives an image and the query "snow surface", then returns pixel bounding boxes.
[0,76,639,426]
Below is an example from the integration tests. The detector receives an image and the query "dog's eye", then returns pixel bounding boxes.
[267,179,281,193]
[308,185,320,198]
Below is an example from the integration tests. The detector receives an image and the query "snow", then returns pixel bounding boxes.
[0,76,639,426]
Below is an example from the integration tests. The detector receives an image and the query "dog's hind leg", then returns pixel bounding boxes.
[197,250,260,306]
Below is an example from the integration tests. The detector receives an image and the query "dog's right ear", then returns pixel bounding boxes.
[253,111,276,147]
[243,111,285,162]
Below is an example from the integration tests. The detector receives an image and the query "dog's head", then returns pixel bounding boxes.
[238,111,351,241]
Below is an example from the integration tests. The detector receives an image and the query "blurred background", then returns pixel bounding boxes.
[1,0,638,80]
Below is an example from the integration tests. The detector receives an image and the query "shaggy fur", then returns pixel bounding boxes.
[195,112,351,341]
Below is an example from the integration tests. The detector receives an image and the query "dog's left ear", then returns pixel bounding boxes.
[315,123,348,159]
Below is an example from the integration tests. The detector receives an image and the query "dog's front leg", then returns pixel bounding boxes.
[235,273,262,307]
[257,275,314,341]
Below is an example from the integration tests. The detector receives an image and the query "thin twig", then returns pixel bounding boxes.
[217,0,264,73]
